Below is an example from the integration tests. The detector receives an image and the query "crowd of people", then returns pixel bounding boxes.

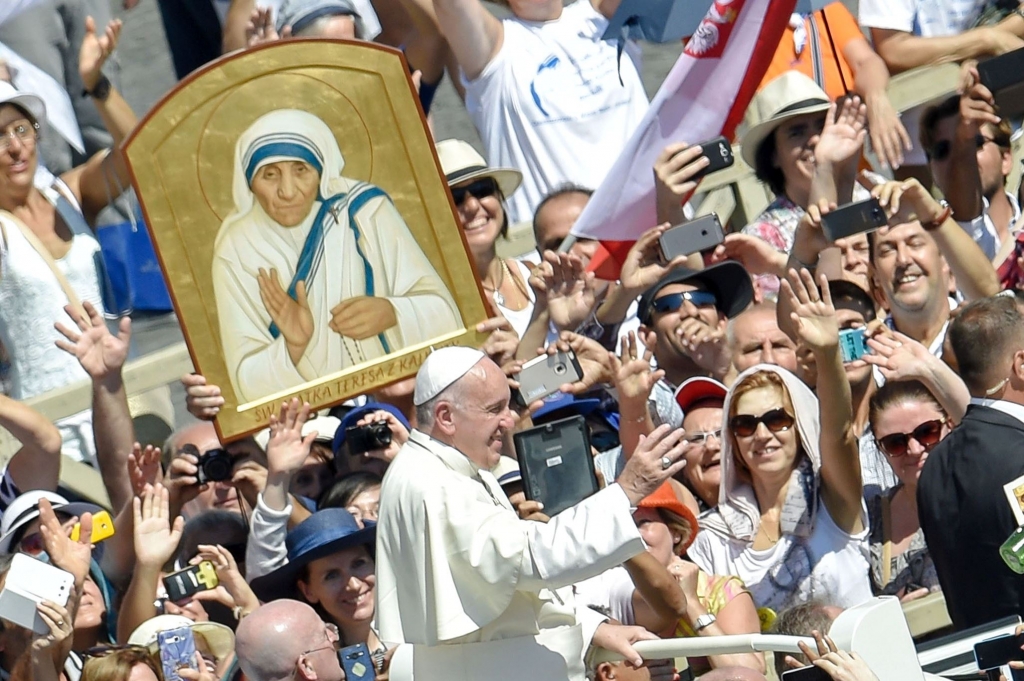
[3,0,1024,679]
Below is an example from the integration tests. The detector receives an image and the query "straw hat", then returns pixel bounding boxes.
[739,72,831,169]
[127,615,235,661]
[436,139,522,197]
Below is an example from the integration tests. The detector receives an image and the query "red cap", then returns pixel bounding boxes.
[674,376,727,413]
[637,482,700,554]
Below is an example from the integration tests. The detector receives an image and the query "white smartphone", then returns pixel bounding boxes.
[0,554,74,634]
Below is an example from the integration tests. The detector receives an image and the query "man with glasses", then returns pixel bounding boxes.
[674,376,727,512]
[919,295,1024,629]
[920,78,1018,261]
[236,600,344,681]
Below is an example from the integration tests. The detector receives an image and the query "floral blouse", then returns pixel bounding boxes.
[741,196,805,299]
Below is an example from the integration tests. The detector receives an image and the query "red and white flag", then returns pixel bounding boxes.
[571,0,796,280]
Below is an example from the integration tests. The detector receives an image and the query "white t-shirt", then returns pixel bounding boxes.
[574,566,637,626]
[688,496,872,612]
[957,192,1021,261]
[464,0,649,224]
[859,0,988,165]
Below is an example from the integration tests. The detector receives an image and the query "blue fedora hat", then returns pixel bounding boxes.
[250,507,376,602]
[332,402,411,456]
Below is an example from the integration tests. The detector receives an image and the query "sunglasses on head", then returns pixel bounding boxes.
[927,133,1007,162]
[451,178,499,205]
[651,290,717,316]
[729,408,795,437]
[875,419,944,457]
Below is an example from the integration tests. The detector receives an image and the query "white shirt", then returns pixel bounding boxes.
[464,0,649,224]
[957,192,1021,261]
[688,496,873,612]
[969,397,1024,426]
[574,566,637,626]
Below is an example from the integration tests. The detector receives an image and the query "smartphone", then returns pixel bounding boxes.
[158,626,198,681]
[820,198,888,242]
[839,327,868,363]
[0,554,74,634]
[513,350,583,407]
[659,214,726,260]
[978,48,1024,119]
[782,665,833,681]
[690,136,735,181]
[163,561,220,603]
[513,415,599,517]
[975,632,1024,670]
[338,643,376,681]
[70,510,114,543]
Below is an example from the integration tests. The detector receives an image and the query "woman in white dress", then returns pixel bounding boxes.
[212,109,462,404]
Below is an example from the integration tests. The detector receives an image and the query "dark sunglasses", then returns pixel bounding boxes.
[451,178,499,205]
[875,419,944,457]
[729,408,795,437]
[927,133,1007,162]
[651,290,717,315]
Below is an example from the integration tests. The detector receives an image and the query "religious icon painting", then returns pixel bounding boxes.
[125,40,489,441]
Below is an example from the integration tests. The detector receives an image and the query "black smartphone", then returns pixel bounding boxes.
[338,643,375,681]
[690,136,734,180]
[782,665,833,681]
[162,561,219,603]
[512,350,584,407]
[820,198,888,242]
[659,214,726,260]
[975,633,1024,670]
[979,47,1024,119]
[513,415,599,517]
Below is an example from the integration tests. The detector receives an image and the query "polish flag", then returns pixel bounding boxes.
[571,0,797,280]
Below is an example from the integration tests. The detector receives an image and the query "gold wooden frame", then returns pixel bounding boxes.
[125,40,488,441]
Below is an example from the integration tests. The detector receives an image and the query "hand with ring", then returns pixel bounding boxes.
[616,424,690,506]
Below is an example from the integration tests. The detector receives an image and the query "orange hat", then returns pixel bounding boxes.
[636,482,700,554]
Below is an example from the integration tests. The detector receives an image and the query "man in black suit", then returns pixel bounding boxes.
[919,294,1024,630]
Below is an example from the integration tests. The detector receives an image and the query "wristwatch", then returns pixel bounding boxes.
[694,613,717,632]
[82,74,111,101]
[921,199,952,232]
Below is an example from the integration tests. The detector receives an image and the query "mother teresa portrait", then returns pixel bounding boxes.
[212,109,462,403]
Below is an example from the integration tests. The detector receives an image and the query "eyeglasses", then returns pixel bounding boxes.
[927,133,1008,162]
[650,291,717,316]
[875,419,944,457]
[729,408,795,437]
[684,429,722,446]
[451,178,498,206]
[300,623,340,657]
[0,121,37,152]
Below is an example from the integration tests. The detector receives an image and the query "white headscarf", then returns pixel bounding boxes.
[215,109,354,249]
[702,363,822,543]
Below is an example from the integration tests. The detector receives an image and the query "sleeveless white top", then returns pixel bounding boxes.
[0,183,104,463]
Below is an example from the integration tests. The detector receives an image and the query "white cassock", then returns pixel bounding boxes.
[212,180,463,404]
[375,430,646,681]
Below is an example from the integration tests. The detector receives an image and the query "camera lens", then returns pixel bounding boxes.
[554,363,567,375]
[200,450,233,482]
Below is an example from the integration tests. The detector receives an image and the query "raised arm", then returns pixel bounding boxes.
[865,330,970,422]
[54,301,135,516]
[0,395,61,495]
[431,0,502,81]
[61,18,138,224]
[780,270,863,533]
[842,37,911,170]
[870,26,1024,74]
[942,63,1000,223]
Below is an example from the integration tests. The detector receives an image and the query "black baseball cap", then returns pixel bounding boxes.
[637,260,754,325]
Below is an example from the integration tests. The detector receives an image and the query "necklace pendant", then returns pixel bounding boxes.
[492,290,505,306]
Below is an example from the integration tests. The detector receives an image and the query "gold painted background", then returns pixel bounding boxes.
[126,40,489,441]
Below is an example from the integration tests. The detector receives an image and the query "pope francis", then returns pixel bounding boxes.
[375,346,692,680]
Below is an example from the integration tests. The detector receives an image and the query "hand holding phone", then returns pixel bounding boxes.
[838,328,869,363]
[163,561,220,603]
[975,632,1024,670]
[690,136,734,181]
[0,554,74,634]
[512,350,584,407]
[158,626,199,681]
[339,643,376,681]
[71,510,114,543]
[659,214,726,260]
[820,198,888,242]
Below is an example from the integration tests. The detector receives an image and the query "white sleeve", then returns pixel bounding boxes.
[859,0,917,32]
[244,493,293,582]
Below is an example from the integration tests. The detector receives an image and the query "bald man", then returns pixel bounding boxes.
[235,600,343,681]
[375,346,692,681]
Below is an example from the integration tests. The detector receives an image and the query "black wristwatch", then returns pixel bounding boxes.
[82,74,111,101]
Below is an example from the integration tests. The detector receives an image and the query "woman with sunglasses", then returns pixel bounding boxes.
[865,379,947,600]
[436,140,534,337]
[689,271,871,613]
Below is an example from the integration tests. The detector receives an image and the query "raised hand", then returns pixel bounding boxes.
[477,316,520,370]
[246,7,282,47]
[619,224,690,295]
[540,252,598,332]
[181,373,224,421]
[781,269,839,354]
[865,95,912,171]
[55,301,130,383]
[958,64,1001,138]
[814,649,880,681]
[330,296,398,340]
[257,269,313,365]
[128,442,163,498]
[864,330,933,382]
[190,544,260,619]
[38,498,93,588]
[871,178,948,228]
[133,483,184,570]
[708,233,788,277]
[546,332,615,395]
[31,600,73,654]
[654,142,710,225]
[266,398,316,478]
[616,424,689,506]
[814,97,867,171]
[677,316,730,377]
[611,332,664,403]
[79,16,121,91]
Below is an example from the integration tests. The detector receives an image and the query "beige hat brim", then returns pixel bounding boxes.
[739,100,832,169]
[446,167,522,200]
